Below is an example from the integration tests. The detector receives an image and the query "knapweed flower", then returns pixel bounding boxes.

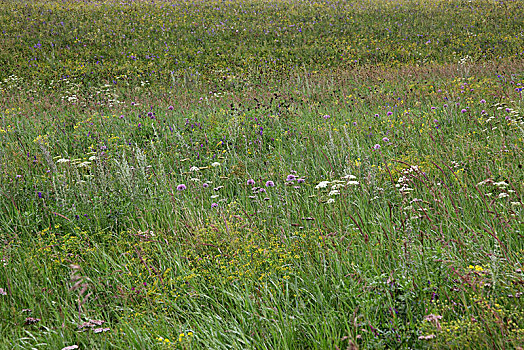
[203,183,209,188]
[480,99,486,104]
[374,113,379,117]
[247,179,255,185]
[323,114,331,119]
[211,203,218,208]
[373,144,381,150]
[168,105,174,110]
[177,184,187,191]
[461,109,467,113]
[297,178,305,183]
[265,180,275,187]
[382,137,389,143]
[286,174,296,182]
[387,111,393,116]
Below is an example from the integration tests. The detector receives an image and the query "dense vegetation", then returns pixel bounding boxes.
[0,0,523,349]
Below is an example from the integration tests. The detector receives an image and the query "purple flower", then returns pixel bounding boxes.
[38,192,43,198]
[481,110,486,114]
[286,174,296,182]
[211,203,218,208]
[177,184,187,191]
[265,181,275,187]
[387,111,393,116]
[374,114,379,117]
[382,137,389,143]
[147,112,153,117]
[323,114,331,119]
[203,183,209,188]
[431,106,436,110]
[168,105,174,110]
[247,179,255,185]
[480,99,486,104]
[297,178,305,183]
[461,109,467,113]
[373,144,381,150]
[443,104,448,108]
[259,188,266,193]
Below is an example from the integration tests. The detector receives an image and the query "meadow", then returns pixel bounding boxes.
[0,0,523,348]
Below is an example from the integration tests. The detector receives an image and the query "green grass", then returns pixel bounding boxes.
[0,0,523,349]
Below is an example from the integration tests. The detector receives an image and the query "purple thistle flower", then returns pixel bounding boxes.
[203,183,209,188]
[177,184,187,191]
[265,181,275,187]
[374,114,379,117]
[211,203,218,208]
[247,179,255,185]
[286,174,296,182]
[382,137,389,143]
[387,111,393,116]
[168,105,174,110]
[461,109,467,113]
[373,144,381,150]
[480,99,486,104]
[297,178,305,183]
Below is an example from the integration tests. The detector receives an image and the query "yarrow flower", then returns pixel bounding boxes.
[177,184,186,191]
[189,166,200,172]
[265,181,275,187]
[315,181,330,189]
[211,162,221,167]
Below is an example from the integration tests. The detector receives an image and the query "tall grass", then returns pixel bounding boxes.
[0,0,523,349]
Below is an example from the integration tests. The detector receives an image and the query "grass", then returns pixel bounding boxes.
[0,0,523,349]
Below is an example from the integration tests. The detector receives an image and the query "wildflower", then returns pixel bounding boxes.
[418,334,436,340]
[342,174,357,180]
[38,192,43,198]
[382,137,389,143]
[61,346,79,350]
[331,184,345,190]
[265,181,275,187]
[213,186,223,191]
[315,181,330,189]
[259,188,266,193]
[203,183,209,188]
[177,184,186,191]
[373,144,381,150]
[498,193,509,199]
[56,158,70,163]
[387,111,393,116]
[189,166,200,172]
[168,106,174,110]
[0,288,6,295]
[297,178,305,183]
[247,179,255,185]
[323,114,331,119]
[211,203,218,208]
[328,190,340,196]
[286,174,296,182]
[326,198,335,204]
[443,104,448,108]
[480,99,486,104]
[211,162,220,167]
[493,181,508,188]
[374,113,379,117]
[461,109,467,113]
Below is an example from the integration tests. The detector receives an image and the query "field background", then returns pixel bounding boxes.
[0,0,523,348]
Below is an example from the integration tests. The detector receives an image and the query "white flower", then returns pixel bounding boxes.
[315,181,330,189]
[326,198,335,204]
[190,178,201,182]
[510,202,521,206]
[346,180,360,186]
[211,195,219,199]
[211,162,221,167]
[328,190,340,196]
[493,181,508,188]
[331,184,345,190]
[342,174,357,180]
[56,158,70,163]
[76,161,91,168]
[88,156,98,161]
[189,166,200,172]
[498,193,509,199]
